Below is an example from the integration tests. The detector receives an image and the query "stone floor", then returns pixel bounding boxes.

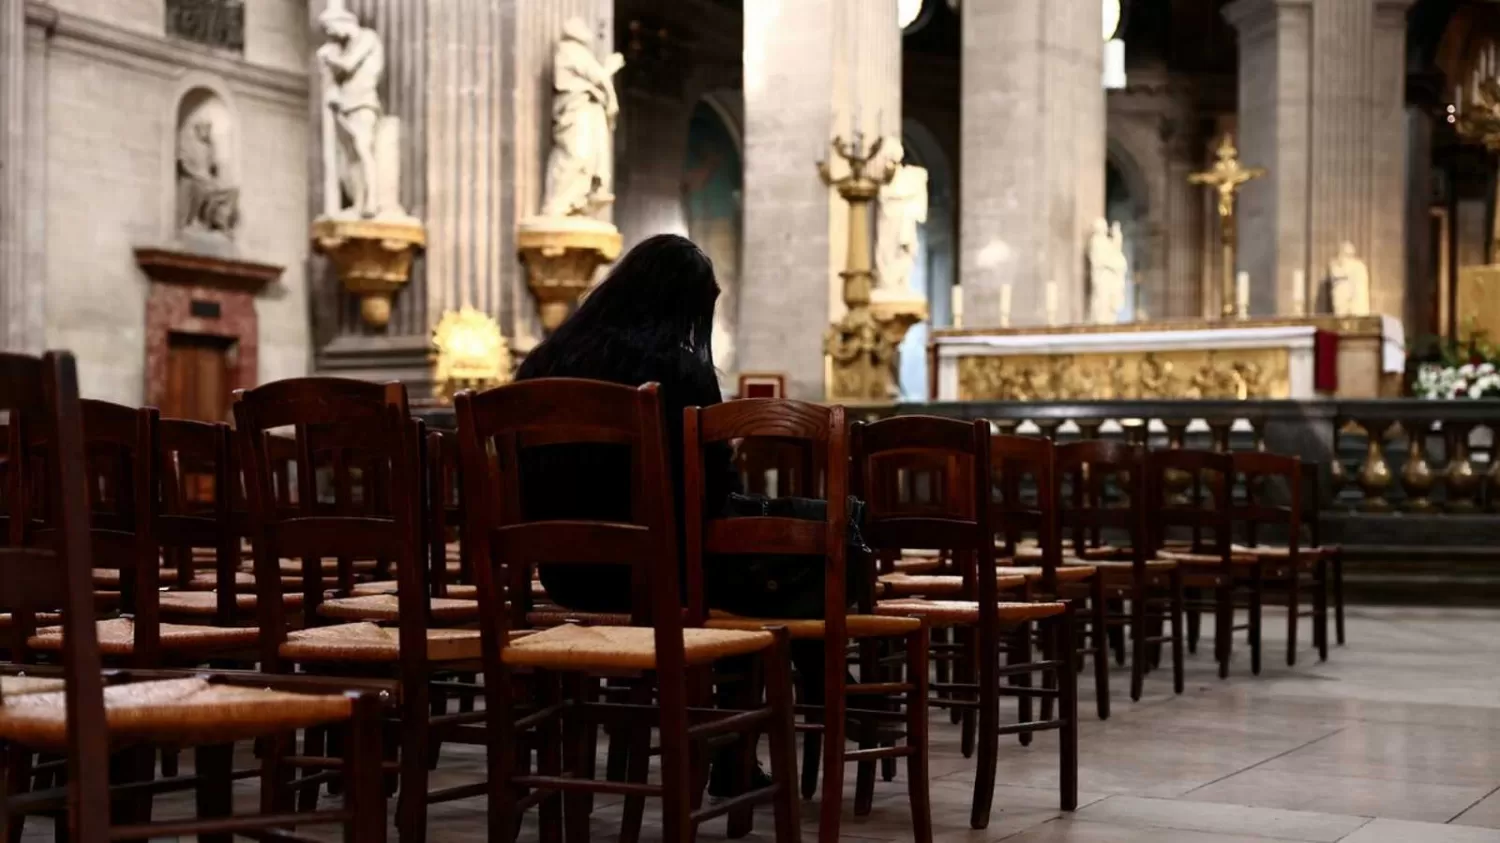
[20,605,1500,841]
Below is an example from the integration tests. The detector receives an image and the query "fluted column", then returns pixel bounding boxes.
[960,0,1105,328]
[0,0,41,353]
[1225,0,1412,318]
[739,0,900,399]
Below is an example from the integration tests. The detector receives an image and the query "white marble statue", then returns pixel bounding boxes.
[1088,218,1128,324]
[1327,240,1371,316]
[176,106,238,237]
[318,7,386,219]
[876,147,928,301]
[540,18,625,218]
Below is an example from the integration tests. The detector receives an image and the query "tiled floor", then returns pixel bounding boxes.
[20,605,1500,841]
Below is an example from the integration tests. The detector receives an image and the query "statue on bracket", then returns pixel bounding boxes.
[540,17,625,218]
[317,5,407,220]
[875,141,929,303]
[1326,240,1371,316]
[1088,218,1128,324]
[175,90,239,241]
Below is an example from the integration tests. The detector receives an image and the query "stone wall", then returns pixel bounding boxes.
[22,0,309,403]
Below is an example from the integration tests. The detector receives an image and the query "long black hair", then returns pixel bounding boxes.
[519,233,720,381]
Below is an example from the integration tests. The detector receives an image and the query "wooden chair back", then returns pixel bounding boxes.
[1055,439,1147,565]
[159,417,237,621]
[1143,448,1233,560]
[991,433,1060,591]
[427,430,467,596]
[453,378,684,660]
[233,378,423,673]
[851,415,997,607]
[0,352,110,838]
[1232,451,1303,553]
[683,398,849,625]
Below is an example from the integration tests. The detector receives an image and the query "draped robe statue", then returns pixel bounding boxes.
[1327,240,1371,316]
[318,8,385,219]
[1088,218,1128,324]
[876,159,929,300]
[176,118,239,236]
[540,18,625,218]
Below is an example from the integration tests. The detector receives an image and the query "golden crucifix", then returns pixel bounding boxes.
[1189,134,1266,319]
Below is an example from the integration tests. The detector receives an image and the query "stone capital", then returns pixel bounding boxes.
[1222,0,1309,38]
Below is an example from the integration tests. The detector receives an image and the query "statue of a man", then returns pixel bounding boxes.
[176,117,239,236]
[876,152,928,299]
[1088,218,1128,324]
[540,18,625,218]
[1327,240,1371,316]
[317,8,385,219]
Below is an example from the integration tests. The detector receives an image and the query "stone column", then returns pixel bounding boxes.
[738,0,899,399]
[1225,0,1412,317]
[0,0,43,353]
[960,0,1105,328]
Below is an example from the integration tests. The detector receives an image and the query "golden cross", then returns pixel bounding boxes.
[1188,134,1266,225]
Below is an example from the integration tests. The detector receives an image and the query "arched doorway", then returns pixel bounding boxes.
[683,97,743,375]
[897,119,955,401]
[1105,145,1149,321]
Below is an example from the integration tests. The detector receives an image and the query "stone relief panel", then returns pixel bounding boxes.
[175,87,240,247]
[166,0,246,52]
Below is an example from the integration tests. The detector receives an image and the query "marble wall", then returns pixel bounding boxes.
[14,0,310,402]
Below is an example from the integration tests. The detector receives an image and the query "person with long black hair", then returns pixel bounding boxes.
[514,232,733,613]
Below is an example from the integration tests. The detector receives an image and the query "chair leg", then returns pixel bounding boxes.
[1090,576,1110,720]
[194,743,234,843]
[564,674,597,843]
[1129,587,1147,702]
[1215,584,1233,679]
[969,620,1000,830]
[853,638,879,817]
[1185,588,1201,655]
[1107,599,1127,665]
[397,678,432,843]
[488,672,520,843]
[906,625,933,843]
[4,746,31,843]
[800,710,823,801]
[348,693,388,843]
[298,726,326,811]
[726,656,762,838]
[1286,564,1301,667]
[618,680,653,843]
[935,626,955,723]
[1009,624,1033,747]
[1333,552,1346,645]
[1040,611,1058,726]
[1250,568,1264,677]
[260,731,294,817]
[1169,567,1186,695]
[1057,615,1079,812]
[1315,557,1330,662]
[819,637,848,843]
[763,632,803,843]
[957,626,976,759]
[658,670,694,843]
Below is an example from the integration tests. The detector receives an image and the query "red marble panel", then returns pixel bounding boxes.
[143,282,257,410]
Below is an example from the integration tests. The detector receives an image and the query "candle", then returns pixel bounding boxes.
[1045,281,1059,327]
[1292,269,1307,317]
[999,283,1013,328]
[1235,271,1250,318]
[953,285,965,329]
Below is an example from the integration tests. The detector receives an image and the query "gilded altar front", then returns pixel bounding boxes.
[958,348,1290,401]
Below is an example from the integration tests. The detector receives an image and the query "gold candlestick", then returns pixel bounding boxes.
[1189,134,1266,320]
[819,133,925,403]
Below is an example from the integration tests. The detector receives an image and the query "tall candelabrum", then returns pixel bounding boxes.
[819,133,926,403]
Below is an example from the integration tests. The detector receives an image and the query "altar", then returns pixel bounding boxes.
[928,316,1406,402]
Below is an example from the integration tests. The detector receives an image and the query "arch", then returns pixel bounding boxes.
[1105,134,1152,222]
[163,72,241,244]
[684,98,744,376]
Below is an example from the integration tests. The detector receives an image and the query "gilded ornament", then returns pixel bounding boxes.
[957,348,1287,402]
[431,306,512,402]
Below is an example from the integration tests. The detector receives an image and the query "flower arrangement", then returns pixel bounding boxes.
[1410,332,1500,400]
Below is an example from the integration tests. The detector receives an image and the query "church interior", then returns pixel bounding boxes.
[6,0,1500,841]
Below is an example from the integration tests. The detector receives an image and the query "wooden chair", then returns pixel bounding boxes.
[1230,452,1330,665]
[235,377,484,843]
[1146,449,1260,678]
[853,415,1076,829]
[1056,440,1185,700]
[1302,462,1345,645]
[686,398,931,843]
[454,378,801,843]
[0,350,387,843]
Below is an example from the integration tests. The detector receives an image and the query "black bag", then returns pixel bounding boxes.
[704,494,872,620]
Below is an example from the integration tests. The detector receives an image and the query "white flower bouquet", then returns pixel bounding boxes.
[1414,361,1500,400]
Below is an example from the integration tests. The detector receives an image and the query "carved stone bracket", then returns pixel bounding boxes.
[517,220,623,333]
[311,216,426,329]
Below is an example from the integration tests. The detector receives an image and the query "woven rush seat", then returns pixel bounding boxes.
[315,594,480,623]
[525,609,632,627]
[276,558,379,576]
[501,624,773,671]
[1071,558,1178,572]
[157,590,306,615]
[1156,548,1261,566]
[349,580,481,600]
[279,622,482,663]
[891,554,945,574]
[187,571,303,591]
[877,572,1028,598]
[873,599,1068,627]
[996,565,1096,583]
[705,610,921,639]
[28,618,259,656]
[0,677,353,750]
[0,676,65,696]
[1232,543,1332,558]
[0,613,60,629]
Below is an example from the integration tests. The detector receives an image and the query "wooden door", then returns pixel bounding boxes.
[164,332,233,422]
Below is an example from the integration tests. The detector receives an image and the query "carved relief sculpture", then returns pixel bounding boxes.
[1087,218,1128,324]
[1326,240,1371,317]
[957,349,1287,401]
[540,18,626,218]
[175,92,239,240]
